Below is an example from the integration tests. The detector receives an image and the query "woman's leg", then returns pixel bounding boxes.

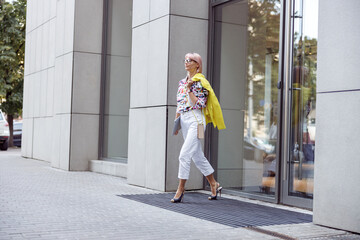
[173,179,187,199]
[173,113,193,200]
[205,174,219,196]
[178,120,198,180]
[186,110,218,196]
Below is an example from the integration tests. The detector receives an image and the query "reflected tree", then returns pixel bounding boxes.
[245,0,281,138]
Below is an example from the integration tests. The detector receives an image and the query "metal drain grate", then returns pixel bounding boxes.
[246,226,297,240]
[118,192,312,228]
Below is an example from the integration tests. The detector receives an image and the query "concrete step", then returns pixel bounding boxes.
[89,160,127,178]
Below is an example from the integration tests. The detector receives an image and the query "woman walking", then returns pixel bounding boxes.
[172,53,226,203]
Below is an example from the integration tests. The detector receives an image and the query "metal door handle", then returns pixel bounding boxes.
[298,151,304,180]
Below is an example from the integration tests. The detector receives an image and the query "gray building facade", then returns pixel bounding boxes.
[22,0,360,234]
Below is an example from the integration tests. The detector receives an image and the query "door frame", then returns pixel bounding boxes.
[279,0,313,209]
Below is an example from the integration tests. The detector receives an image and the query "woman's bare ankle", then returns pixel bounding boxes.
[210,182,218,195]
[174,187,184,197]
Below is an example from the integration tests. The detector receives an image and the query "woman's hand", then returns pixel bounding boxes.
[186,80,194,91]
[174,113,180,135]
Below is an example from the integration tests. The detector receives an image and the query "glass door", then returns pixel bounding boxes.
[210,0,281,201]
[210,0,318,208]
[281,0,318,208]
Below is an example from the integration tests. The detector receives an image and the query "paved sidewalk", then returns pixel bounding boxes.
[1,148,359,240]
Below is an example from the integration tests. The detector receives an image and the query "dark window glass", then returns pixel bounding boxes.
[102,0,132,162]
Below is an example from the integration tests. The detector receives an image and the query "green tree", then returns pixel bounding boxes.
[246,0,281,130]
[0,0,26,147]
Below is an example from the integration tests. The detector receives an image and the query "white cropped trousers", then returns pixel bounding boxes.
[178,109,214,180]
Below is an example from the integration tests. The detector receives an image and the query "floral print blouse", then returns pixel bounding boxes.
[176,77,208,113]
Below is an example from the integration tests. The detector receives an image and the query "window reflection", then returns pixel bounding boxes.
[213,0,280,197]
[289,0,318,199]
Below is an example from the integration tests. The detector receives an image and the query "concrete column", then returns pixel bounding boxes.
[127,0,209,191]
[314,0,360,234]
[22,0,57,163]
[23,0,103,171]
[52,0,103,171]
[68,0,103,170]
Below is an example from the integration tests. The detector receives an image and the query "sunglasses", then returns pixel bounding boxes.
[184,59,195,63]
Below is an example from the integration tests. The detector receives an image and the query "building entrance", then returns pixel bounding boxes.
[209,0,318,208]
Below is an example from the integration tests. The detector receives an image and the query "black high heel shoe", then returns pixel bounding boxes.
[208,183,222,200]
[171,191,184,203]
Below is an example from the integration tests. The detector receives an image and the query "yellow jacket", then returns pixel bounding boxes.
[192,73,226,130]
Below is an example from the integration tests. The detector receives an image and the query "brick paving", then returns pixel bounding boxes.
[1,148,359,240]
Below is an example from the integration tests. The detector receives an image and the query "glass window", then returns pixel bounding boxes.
[288,0,318,199]
[212,0,281,197]
[102,0,132,162]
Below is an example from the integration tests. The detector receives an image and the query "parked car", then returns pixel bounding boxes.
[13,121,22,147]
[0,110,9,151]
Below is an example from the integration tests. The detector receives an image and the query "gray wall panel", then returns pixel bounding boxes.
[314,0,360,233]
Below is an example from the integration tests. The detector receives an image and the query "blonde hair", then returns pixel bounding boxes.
[185,52,202,73]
